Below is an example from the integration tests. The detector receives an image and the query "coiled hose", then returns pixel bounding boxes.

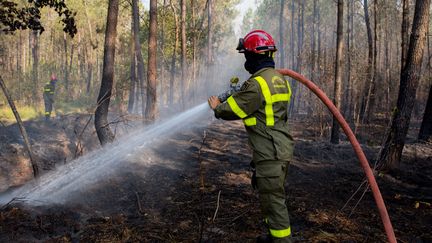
[277,68,397,243]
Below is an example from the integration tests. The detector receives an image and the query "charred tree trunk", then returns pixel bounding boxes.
[145,0,158,121]
[330,0,344,144]
[418,85,432,141]
[95,0,119,146]
[0,75,38,177]
[377,0,430,170]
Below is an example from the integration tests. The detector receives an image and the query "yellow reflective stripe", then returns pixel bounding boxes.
[269,226,291,238]
[227,96,247,118]
[45,112,50,115]
[272,93,290,102]
[286,80,292,102]
[243,117,256,126]
[254,76,274,126]
[44,89,51,91]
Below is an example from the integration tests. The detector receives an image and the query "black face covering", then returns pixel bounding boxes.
[244,51,275,74]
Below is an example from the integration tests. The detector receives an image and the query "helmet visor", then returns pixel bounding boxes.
[236,38,246,53]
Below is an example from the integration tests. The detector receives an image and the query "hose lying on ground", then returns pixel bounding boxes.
[277,68,397,243]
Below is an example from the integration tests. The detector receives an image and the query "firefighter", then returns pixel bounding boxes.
[208,30,293,243]
[43,74,57,120]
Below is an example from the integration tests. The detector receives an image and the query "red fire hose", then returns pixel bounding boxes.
[277,69,397,243]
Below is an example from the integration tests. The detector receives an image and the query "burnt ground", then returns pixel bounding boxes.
[0,114,431,242]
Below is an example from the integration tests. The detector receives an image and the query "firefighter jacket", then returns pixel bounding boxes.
[43,81,56,101]
[214,67,294,163]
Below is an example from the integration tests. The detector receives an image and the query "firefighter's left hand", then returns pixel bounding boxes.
[208,96,221,110]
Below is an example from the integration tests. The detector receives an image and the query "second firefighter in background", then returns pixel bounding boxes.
[43,74,57,121]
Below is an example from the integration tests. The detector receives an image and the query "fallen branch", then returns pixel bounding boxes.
[198,130,207,190]
[134,191,145,215]
[228,209,250,224]
[212,190,221,222]
[349,185,370,218]
[340,179,368,212]
[74,114,93,158]
[0,75,38,177]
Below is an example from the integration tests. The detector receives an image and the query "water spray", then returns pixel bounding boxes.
[0,103,209,205]
[277,68,397,243]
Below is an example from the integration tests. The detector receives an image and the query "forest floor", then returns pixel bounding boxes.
[0,113,431,242]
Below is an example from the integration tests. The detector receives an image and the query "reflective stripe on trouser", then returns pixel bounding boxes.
[44,96,53,117]
[256,161,291,242]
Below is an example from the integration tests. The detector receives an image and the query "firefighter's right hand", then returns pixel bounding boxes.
[208,96,220,110]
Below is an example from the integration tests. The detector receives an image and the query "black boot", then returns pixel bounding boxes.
[256,234,272,243]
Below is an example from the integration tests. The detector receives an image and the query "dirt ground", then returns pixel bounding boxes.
[0,114,431,242]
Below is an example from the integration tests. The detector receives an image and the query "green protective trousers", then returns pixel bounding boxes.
[255,160,291,243]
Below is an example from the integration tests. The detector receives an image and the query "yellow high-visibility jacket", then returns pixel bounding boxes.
[214,67,294,164]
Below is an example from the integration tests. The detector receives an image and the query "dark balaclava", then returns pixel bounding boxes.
[244,51,275,74]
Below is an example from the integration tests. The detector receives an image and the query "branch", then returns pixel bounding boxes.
[0,75,38,177]
[212,190,221,222]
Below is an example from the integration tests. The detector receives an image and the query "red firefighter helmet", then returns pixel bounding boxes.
[236,30,277,53]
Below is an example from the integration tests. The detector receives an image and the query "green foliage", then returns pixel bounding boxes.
[0,0,77,37]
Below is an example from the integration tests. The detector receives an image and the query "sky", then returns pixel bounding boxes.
[140,0,254,35]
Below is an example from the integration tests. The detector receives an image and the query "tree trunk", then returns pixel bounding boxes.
[180,0,187,108]
[290,0,295,69]
[95,0,119,146]
[330,0,344,144]
[377,0,430,170]
[31,30,39,102]
[63,33,69,96]
[366,0,379,122]
[401,0,410,71]
[279,0,285,68]
[191,0,197,103]
[344,0,353,120]
[128,10,136,113]
[418,85,432,141]
[132,0,146,117]
[358,0,374,126]
[207,0,213,65]
[145,0,158,121]
[310,0,317,83]
[0,75,38,177]
[169,1,179,105]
